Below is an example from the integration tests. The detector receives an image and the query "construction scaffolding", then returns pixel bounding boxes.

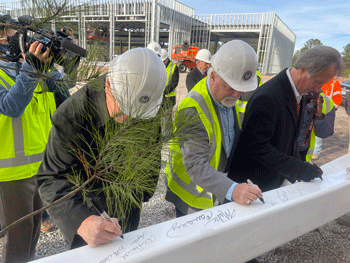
[0,0,295,74]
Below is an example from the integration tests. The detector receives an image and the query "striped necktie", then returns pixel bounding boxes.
[296,101,301,119]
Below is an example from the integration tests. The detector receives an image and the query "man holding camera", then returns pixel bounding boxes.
[226,46,343,192]
[0,13,72,263]
[297,91,336,162]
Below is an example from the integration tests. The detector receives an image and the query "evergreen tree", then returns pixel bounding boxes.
[293,39,323,66]
[341,44,350,77]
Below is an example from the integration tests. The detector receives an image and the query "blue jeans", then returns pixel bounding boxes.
[314,136,323,155]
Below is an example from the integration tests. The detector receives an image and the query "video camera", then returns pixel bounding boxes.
[305,91,323,116]
[0,15,87,73]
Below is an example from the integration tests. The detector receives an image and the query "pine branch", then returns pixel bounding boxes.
[0,119,161,236]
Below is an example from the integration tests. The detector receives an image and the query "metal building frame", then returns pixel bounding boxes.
[192,13,296,74]
[0,1,295,74]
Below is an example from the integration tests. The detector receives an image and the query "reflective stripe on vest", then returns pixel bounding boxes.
[256,70,263,87]
[305,93,334,162]
[166,78,222,210]
[235,100,247,129]
[165,62,177,98]
[0,70,56,181]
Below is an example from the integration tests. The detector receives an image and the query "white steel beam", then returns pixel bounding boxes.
[32,154,350,263]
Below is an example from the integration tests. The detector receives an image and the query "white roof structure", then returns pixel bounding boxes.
[1,0,296,74]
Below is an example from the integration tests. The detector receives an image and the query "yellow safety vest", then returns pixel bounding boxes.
[166,77,222,210]
[305,93,334,162]
[256,70,263,87]
[164,61,177,98]
[0,69,56,182]
[235,70,263,128]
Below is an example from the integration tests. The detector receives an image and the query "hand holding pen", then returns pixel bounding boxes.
[76,200,124,247]
[247,179,265,204]
[231,181,264,205]
[90,199,124,239]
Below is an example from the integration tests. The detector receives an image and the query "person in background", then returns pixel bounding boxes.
[37,48,167,249]
[0,13,71,263]
[345,88,350,153]
[186,48,211,92]
[160,49,179,111]
[166,40,262,218]
[235,69,263,127]
[147,42,162,57]
[313,77,342,159]
[159,48,179,138]
[68,27,78,45]
[298,92,336,161]
[226,45,342,192]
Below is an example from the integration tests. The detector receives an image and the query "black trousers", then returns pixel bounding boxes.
[0,176,42,263]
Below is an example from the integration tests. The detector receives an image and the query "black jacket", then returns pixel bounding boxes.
[226,69,309,192]
[186,66,205,92]
[36,77,161,246]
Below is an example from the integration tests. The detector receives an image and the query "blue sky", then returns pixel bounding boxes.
[0,0,349,54]
[181,0,350,54]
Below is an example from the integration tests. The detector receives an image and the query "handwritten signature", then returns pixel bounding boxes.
[166,209,235,238]
[97,232,156,262]
[121,232,156,259]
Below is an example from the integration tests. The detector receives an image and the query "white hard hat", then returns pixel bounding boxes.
[108,48,167,119]
[147,42,162,57]
[195,49,211,63]
[160,49,169,61]
[211,40,258,92]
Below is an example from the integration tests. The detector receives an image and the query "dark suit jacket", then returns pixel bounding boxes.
[226,69,308,192]
[186,66,205,92]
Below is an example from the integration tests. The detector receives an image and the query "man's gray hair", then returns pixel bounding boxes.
[294,45,343,77]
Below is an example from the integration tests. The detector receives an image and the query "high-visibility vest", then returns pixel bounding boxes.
[256,70,263,87]
[0,69,56,182]
[321,77,342,107]
[166,77,222,210]
[164,61,177,98]
[305,93,334,162]
[235,70,263,128]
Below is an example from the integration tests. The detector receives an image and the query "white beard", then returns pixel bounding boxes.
[220,97,238,108]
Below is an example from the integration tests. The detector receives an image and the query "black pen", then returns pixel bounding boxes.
[90,199,124,239]
[247,179,265,204]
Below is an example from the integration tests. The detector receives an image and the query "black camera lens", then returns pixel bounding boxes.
[306,101,317,115]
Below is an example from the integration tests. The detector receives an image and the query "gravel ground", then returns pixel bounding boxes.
[1,73,350,262]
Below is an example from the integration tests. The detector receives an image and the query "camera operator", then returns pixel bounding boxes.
[297,91,336,162]
[0,13,74,263]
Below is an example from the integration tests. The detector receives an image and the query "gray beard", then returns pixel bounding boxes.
[220,97,238,108]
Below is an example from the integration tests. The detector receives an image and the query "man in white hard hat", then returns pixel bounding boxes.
[160,48,179,111]
[186,48,211,92]
[165,40,263,217]
[226,45,342,192]
[147,42,162,57]
[37,48,167,248]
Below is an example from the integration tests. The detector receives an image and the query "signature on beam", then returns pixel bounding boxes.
[265,185,312,206]
[166,209,236,238]
[97,232,156,262]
